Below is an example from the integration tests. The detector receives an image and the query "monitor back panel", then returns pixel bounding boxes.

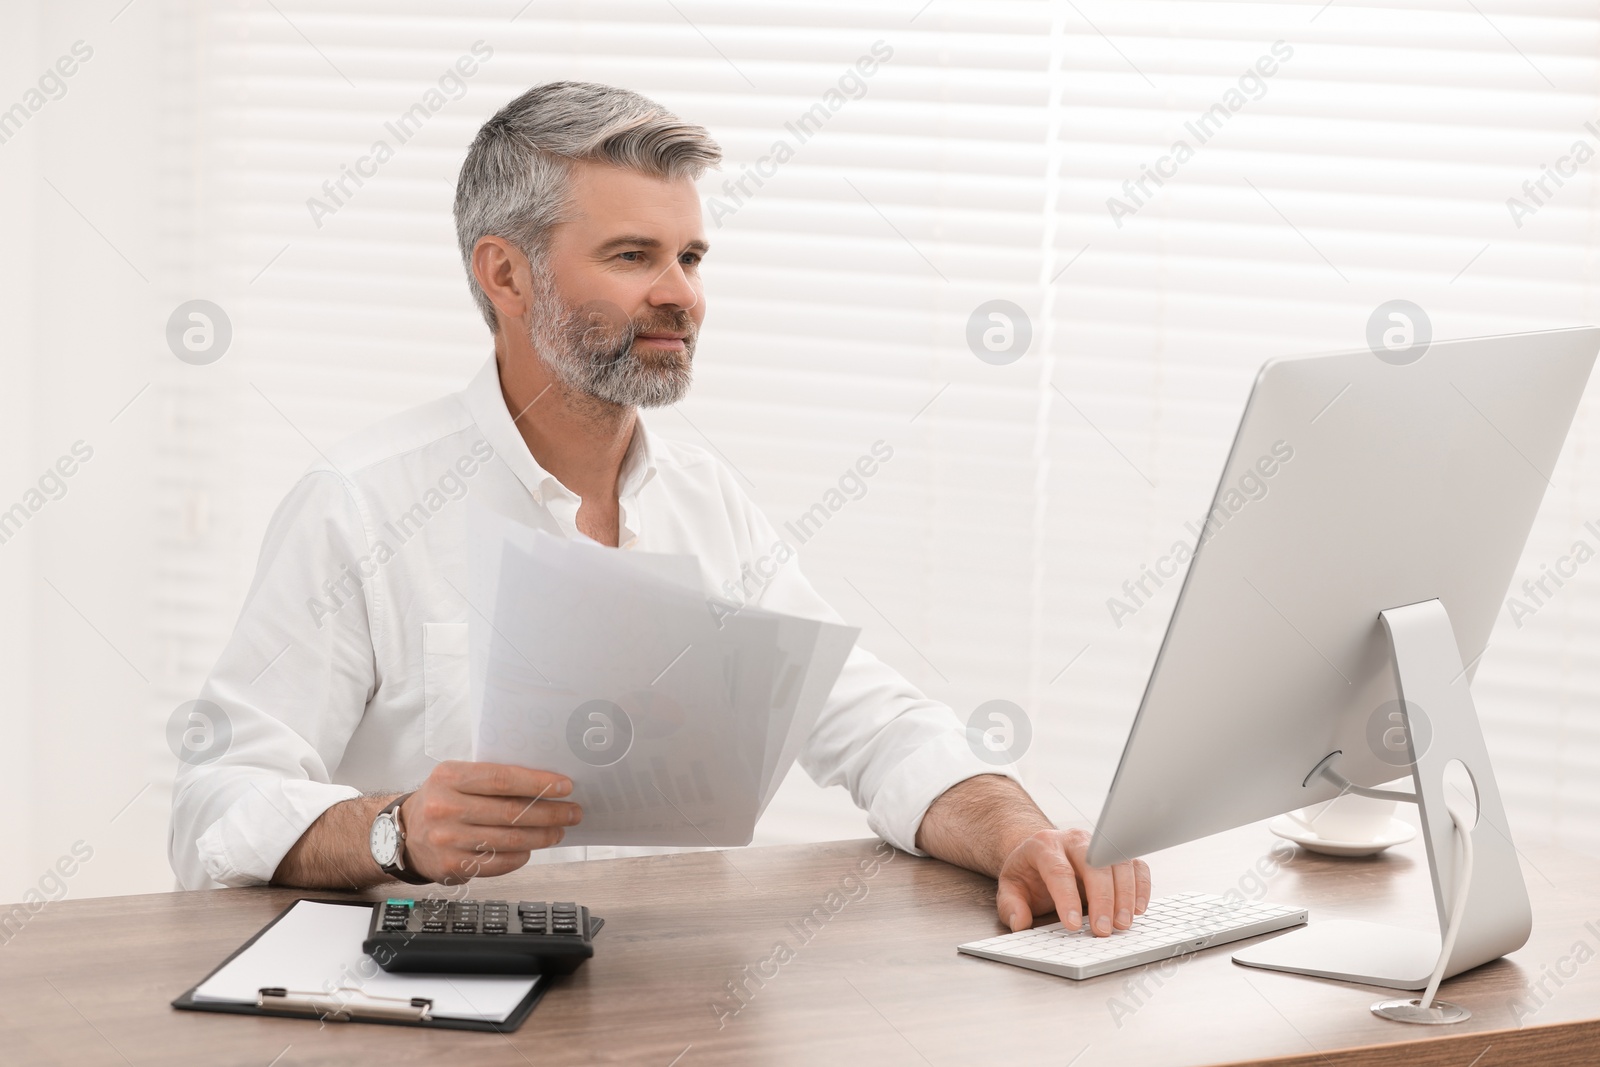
[1089,327,1599,866]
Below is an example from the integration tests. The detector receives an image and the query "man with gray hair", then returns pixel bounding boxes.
[169,81,1150,940]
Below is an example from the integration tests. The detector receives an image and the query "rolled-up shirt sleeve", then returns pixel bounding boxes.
[168,469,376,889]
[739,499,1020,857]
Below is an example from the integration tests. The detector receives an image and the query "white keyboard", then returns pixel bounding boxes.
[957,892,1307,980]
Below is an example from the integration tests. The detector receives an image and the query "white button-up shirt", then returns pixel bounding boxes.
[168,357,1011,890]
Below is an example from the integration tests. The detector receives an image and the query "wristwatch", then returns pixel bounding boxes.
[369,793,431,885]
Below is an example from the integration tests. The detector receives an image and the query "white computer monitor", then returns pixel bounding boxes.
[1087,327,1599,1004]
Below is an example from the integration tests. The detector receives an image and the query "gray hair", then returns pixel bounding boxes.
[453,81,722,332]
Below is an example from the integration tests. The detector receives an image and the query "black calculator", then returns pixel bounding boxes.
[363,898,603,976]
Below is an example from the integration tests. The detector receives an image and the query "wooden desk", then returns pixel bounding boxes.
[2,823,1596,1066]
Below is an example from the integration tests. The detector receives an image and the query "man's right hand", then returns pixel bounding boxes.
[399,761,583,885]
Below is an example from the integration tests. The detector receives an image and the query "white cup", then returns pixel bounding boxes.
[1289,794,1397,843]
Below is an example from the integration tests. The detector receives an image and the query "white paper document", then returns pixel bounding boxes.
[466,507,859,846]
[193,901,536,1023]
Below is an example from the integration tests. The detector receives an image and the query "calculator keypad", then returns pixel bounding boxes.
[368,898,598,976]
[379,898,586,937]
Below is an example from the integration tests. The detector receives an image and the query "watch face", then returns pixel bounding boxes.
[370,814,398,867]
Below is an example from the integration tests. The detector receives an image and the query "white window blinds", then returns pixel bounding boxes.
[137,0,1600,882]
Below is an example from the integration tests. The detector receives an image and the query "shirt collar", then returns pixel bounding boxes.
[461,355,659,506]
[617,409,658,499]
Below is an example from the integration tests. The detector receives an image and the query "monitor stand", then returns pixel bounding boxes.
[1232,598,1532,1012]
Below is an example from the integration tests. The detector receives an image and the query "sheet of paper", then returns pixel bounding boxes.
[754,613,860,819]
[466,506,859,847]
[193,901,536,1023]
[479,531,757,844]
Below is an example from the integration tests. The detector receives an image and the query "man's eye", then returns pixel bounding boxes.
[618,251,643,262]
[680,252,702,266]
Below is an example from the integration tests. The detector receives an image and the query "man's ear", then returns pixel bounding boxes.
[472,235,535,333]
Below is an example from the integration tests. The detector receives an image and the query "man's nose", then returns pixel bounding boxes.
[647,259,699,311]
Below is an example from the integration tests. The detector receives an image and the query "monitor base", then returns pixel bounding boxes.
[1232,919,1438,990]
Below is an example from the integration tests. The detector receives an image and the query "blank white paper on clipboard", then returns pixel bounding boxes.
[192,901,535,1023]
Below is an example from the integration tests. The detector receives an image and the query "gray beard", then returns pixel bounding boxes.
[527,273,696,409]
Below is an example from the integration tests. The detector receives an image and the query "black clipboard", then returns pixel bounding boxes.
[171,898,548,1033]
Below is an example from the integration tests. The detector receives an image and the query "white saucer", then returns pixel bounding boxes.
[1267,815,1417,857]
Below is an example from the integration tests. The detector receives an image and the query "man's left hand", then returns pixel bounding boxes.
[994,827,1150,935]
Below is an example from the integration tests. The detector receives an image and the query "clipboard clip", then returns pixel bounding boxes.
[257,987,434,1023]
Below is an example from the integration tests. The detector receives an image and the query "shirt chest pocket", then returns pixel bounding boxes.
[422,622,472,762]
